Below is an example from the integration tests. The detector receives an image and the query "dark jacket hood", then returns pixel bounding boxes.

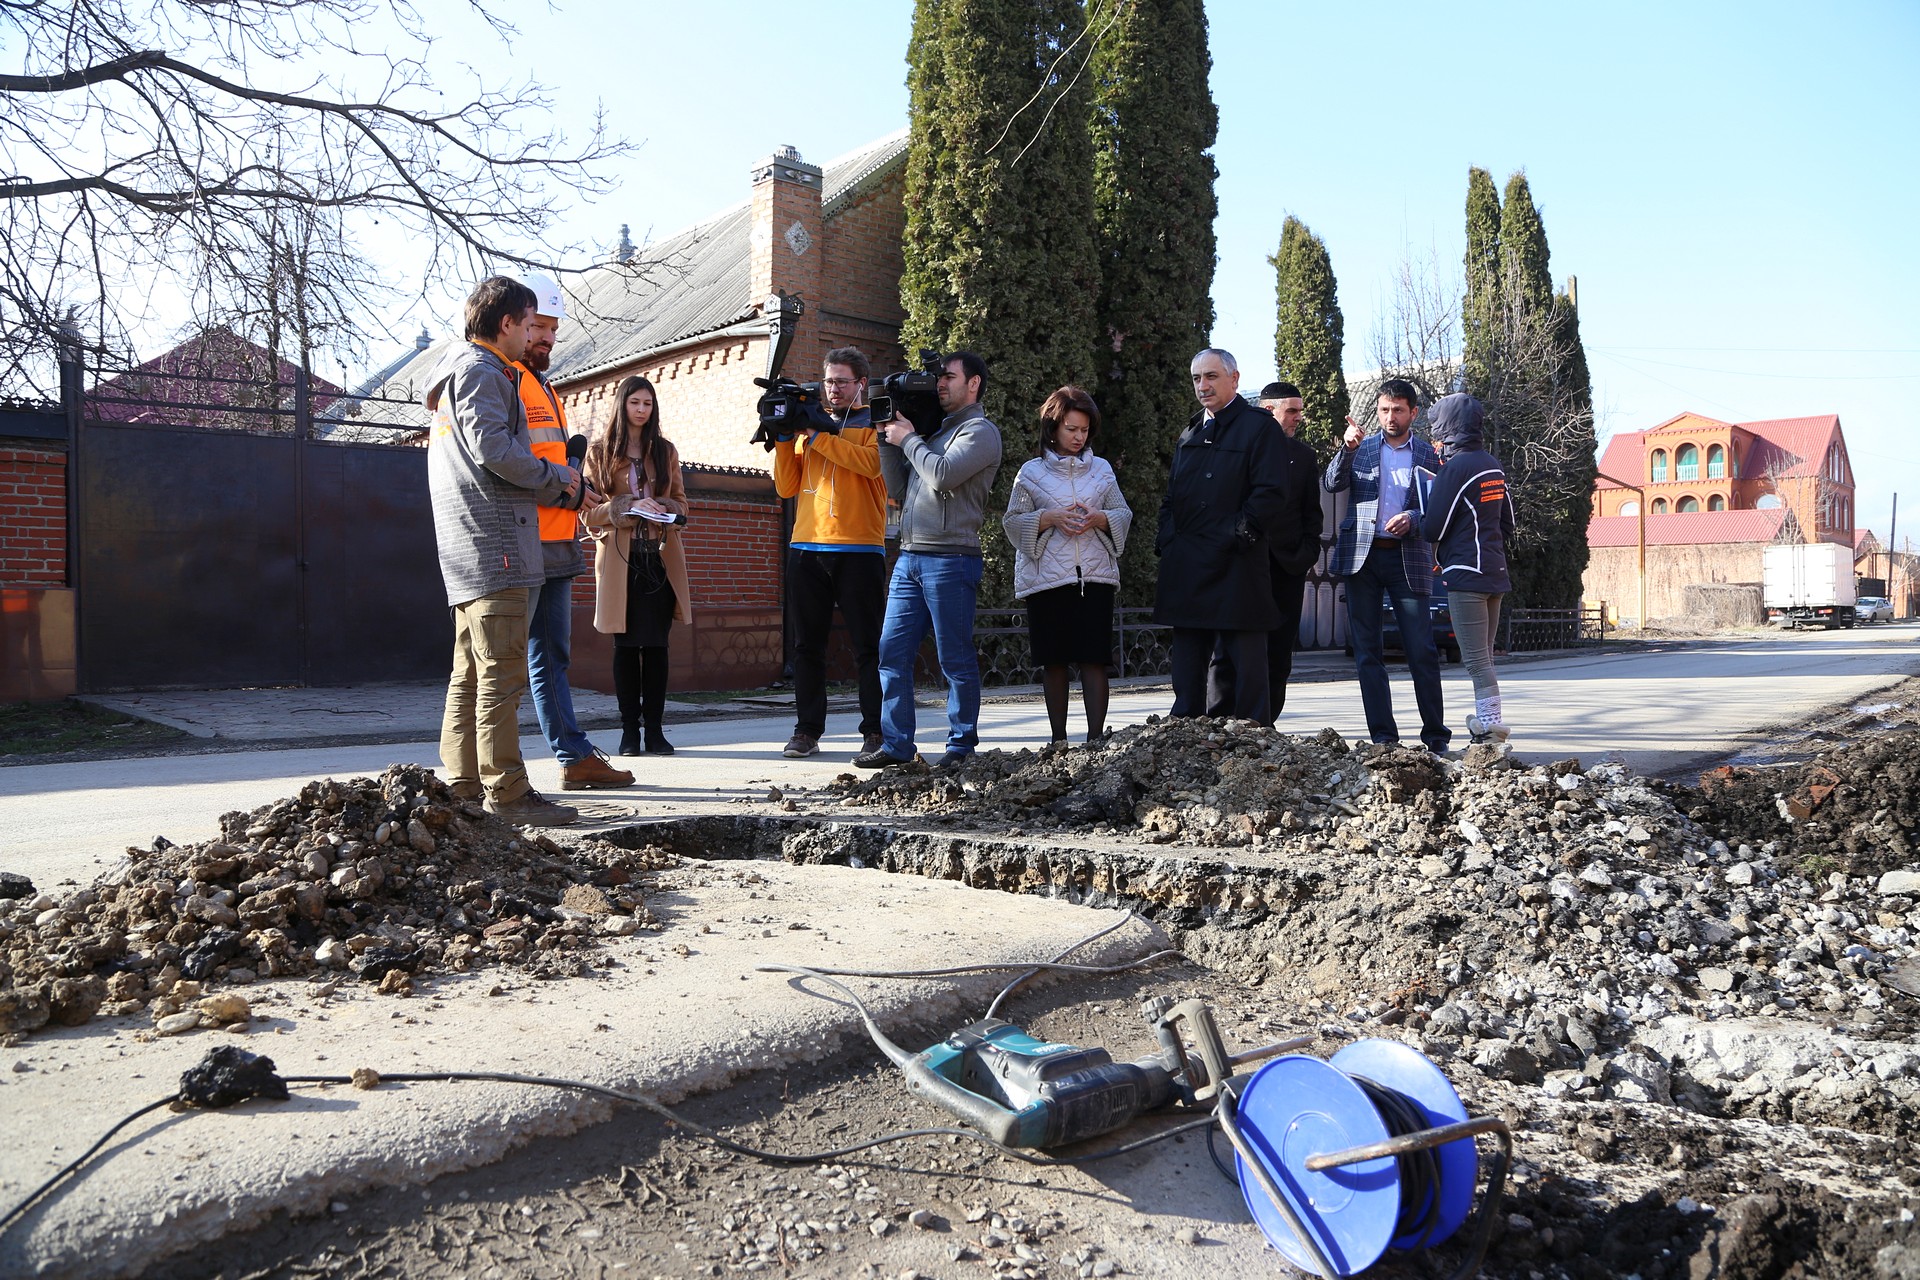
[1428,393,1486,449]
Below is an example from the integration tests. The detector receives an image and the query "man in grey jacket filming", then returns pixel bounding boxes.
[425,276,583,827]
[857,351,1003,770]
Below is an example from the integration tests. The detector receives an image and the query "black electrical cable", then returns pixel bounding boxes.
[985,909,1144,1019]
[760,952,1181,984]
[1,1063,1220,1241]
[1349,1073,1444,1248]
[0,1095,175,1235]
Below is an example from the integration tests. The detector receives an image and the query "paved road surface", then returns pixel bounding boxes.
[5,626,1917,894]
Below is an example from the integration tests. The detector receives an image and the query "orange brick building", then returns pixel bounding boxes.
[1583,411,1856,623]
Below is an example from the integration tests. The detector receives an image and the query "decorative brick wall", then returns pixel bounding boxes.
[0,446,66,585]
[0,442,75,699]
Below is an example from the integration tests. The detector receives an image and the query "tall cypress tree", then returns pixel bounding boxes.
[902,0,1099,607]
[1466,171,1596,611]
[1090,0,1217,607]
[1461,167,1502,404]
[1498,173,1553,315]
[1539,287,1598,610]
[1270,216,1348,455]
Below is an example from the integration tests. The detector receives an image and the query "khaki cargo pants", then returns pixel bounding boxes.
[440,586,531,804]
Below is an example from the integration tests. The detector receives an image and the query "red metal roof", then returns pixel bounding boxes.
[1587,508,1788,547]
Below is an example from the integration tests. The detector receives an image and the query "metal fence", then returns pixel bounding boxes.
[1504,605,1609,652]
[973,605,1173,687]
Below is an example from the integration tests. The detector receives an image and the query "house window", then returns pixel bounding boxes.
[1677,496,1700,513]
[1755,493,1782,510]
[1651,449,1668,483]
[1708,494,1726,512]
[1676,444,1700,481]
[1651,497,1669,514]
[1707,444,1725,479]
[1619,500,1640,517]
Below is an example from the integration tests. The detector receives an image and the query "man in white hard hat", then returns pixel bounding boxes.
[515,271,634,790]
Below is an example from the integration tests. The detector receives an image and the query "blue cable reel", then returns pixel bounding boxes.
[1217,1038,1513,1279]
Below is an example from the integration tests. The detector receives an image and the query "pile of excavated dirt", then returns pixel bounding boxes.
[828,716,1358,845]
[1689,729,1920,879]
[815,716,1920,1141]
[0,764,677,1039]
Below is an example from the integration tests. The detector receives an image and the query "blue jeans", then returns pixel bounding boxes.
[877,552,983,757]
[528,575,597,766]
[1345,545,1449,750]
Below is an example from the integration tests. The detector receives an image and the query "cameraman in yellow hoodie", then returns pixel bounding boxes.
[772,346,888,760]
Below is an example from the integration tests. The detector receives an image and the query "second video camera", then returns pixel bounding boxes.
[869,348,947,439]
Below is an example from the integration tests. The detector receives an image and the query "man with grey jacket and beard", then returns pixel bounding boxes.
[426,275,583,827]
[857,351,1003,770]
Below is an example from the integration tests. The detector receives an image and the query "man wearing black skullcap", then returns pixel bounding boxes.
[1206,381,1325,723]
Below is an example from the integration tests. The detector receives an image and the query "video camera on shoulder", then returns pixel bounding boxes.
[751,375,836,450]
[869,348,946,439]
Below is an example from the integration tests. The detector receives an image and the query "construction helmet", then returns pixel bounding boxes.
[516,271,567,321]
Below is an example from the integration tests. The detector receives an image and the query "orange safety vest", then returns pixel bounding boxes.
[515,363,577,543]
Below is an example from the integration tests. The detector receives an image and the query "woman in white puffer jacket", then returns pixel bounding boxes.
[1002,386,1132,747]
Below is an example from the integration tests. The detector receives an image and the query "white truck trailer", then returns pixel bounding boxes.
[1762,542,1857,629]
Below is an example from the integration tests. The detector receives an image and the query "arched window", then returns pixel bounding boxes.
[1651,449,1669,483]
[1619,500,1640,516]
[1706,444,1726,479]
[1708,494,1726,512]
[1676,444,1700,481]
[1651,497,1669,514]
[1677,496,1700,513]
[1755,493,1782,510]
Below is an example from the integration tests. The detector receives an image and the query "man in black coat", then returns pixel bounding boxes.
[1206,381,1325,723]
[1153,348,1287,722]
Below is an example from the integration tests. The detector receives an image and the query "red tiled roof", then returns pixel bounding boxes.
[1736,415,1841,480]
[1593,413,1844,488]
[1587,509,1788,547]
[1594,431,1645,488]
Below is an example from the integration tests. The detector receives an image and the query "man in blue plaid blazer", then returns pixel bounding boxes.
[1323,378,1449,752]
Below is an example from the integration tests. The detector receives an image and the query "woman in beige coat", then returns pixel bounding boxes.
[584,375,693,757]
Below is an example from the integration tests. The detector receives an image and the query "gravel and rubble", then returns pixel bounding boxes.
[822,714,1920,1143]
[9,698,1920,1278]
[0,764,678,1039]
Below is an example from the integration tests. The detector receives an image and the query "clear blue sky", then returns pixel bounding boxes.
[402,0,1920,547]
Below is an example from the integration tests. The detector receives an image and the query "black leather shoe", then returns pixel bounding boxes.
[853,746,913,769]
[935,750,971,769]
[618,729,640,757]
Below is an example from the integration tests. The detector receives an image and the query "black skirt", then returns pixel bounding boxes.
[1025,582,1116,667]
[616,542,677,649]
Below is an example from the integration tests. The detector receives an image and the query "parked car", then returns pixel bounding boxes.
[1857,595,1894,624]
[1359,593,1462,663]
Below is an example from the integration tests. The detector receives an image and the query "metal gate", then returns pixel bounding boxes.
[76,360,450,691]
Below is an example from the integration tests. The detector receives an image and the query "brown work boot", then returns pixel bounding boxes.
[487,789,578,827]
[561,750,635,790]
[782,732,819,759]
[448,780,484,802]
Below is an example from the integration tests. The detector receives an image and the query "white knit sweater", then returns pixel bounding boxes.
[1002,451,1132,599]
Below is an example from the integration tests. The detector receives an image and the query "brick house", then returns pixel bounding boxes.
[354,132,910,691]
[1583,411,1855,622]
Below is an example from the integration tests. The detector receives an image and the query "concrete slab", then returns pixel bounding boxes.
[0,859,1168,1280]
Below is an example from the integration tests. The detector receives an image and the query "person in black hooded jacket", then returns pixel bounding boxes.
[1419,394,1516,743]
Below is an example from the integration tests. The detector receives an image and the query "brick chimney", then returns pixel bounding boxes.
[749,145,825,371]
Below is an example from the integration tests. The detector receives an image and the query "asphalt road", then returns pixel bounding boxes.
[4,625,1917,894]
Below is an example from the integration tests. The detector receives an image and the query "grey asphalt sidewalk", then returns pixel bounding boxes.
[69,650,1355,749]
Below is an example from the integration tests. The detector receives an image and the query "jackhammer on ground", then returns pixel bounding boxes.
[764,954,1512,1280]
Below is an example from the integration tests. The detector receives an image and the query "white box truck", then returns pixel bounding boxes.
[1763,543,1857,629]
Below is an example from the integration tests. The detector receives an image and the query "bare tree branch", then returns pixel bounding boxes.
[0,0,631,393]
